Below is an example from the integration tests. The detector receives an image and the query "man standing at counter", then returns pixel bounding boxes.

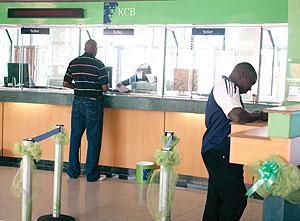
[63,39,109,182]
[201,62,268,220]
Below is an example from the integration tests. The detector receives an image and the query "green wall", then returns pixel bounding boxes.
[0,0,288,25]
[288,0,300,63]
[110,0,287,25]
[284,0,300,104]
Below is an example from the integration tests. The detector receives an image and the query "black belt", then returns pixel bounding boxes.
[74,95,102,101]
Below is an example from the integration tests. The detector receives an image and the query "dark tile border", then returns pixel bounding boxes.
[0,156,263,200]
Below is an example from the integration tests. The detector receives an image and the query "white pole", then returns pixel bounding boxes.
[158,151,171,221]
[52,136,63,217]
[22,139,33,221]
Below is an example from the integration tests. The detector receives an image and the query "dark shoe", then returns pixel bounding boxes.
[66,169,80,179]
[87,174,107,182]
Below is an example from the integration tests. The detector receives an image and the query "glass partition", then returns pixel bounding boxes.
[29,27,80,86]
[0,24,288,103]
[164,28,194,98]
[164,25,287,102]
[0,26,79,87]
[82,26,165,92]
[164,26,261,100]
[259,26,288,102]
[0,28,16,86]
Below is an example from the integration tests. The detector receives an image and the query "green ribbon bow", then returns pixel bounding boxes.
[246,160,279,197]
[147,135,180,221]
[51,127,69,146]
[13,142,41,161]
[12,142,42,200]
[155,135,180,167]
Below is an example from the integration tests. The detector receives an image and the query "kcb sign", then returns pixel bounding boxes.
[118,8,136,16]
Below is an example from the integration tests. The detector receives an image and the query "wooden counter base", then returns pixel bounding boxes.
[230,125,300,165]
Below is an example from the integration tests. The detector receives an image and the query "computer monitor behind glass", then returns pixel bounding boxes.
[7,63,30,86]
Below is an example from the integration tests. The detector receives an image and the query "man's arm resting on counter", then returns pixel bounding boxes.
[63,81,74,89]
[63,81,108,92]
[102,84,109,92]
[228,107,268,124]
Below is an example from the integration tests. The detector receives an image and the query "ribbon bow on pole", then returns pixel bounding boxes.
[246,160,279,197]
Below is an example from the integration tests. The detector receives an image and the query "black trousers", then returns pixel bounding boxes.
[202,149,247,221]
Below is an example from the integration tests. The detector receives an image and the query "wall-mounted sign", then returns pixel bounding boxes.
[103,1,137,24]
[103,28,134,35]
[21,27,49,34]
[8,8,84,18]
[192,28,225,35]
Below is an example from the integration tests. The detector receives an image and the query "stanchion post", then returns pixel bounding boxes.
[22,138,33,221]
[158,161,171,221]
[158,131,174,221]
[38,124,75,221]
[52,125,64,218]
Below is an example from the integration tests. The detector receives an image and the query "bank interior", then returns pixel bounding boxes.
[0,0,300,221]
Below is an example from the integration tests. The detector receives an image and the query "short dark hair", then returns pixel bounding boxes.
[84,39,97,52]
[234,62,257,77]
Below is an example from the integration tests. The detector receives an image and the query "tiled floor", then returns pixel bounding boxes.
[0,166,263,221]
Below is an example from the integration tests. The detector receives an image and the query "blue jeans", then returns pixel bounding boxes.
[67,96,104,182]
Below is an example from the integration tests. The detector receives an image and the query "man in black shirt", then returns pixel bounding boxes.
[201,62,268,220]
[63,39,109,182]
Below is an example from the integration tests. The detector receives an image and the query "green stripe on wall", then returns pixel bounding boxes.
[0,0,287,25]
[110,0,288,25]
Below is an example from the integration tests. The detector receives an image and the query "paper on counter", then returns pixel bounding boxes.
[117,84,130,93]
[145,74,156,83]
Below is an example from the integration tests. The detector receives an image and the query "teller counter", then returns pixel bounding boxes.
[0,87,271,181]
[230,105,300,166]
[230,106,300,221]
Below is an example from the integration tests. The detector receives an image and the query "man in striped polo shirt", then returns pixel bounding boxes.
[63,39,109,182]
[201,62,268,220]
